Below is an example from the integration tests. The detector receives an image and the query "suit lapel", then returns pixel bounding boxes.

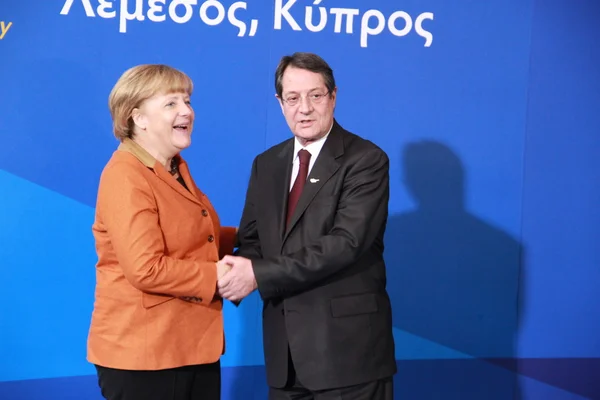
[154,161,203,206]
[118,139,202,206]
[167,157,203,205]
[284,122,344,241]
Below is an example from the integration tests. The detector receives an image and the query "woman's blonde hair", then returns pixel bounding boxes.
[108,64,194,141]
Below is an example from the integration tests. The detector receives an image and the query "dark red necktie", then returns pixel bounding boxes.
[287,149,311,226]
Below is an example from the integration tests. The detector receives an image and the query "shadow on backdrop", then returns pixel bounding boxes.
[385,141,524,399]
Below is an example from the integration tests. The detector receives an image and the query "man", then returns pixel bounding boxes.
[218,52,396,399]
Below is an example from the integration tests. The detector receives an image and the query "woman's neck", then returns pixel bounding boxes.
[132,136,173,169]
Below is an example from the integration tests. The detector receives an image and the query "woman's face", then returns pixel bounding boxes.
[133,91,194,159]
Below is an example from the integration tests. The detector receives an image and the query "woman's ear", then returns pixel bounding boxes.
[131,108,146,130]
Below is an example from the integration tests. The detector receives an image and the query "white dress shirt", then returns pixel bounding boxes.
[289,130,331,191]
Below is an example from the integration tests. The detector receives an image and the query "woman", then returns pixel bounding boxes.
[87,64,236,400]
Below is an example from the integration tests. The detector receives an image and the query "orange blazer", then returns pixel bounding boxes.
[87,139,237,371]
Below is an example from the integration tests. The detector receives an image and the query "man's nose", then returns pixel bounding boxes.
[298,96,313,113]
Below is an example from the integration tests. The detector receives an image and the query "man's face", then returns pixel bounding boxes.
[278,66,336,145]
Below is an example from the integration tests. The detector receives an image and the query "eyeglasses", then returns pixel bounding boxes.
[281,91,330,107]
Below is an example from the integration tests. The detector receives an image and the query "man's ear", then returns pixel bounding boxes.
[330,87,337,108]
[275,94,285,113]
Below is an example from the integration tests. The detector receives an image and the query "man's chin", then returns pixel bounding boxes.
[294,129,324,143]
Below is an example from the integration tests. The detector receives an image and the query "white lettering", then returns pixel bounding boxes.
[170,0,197,24]
[60,0,95,17]
[360,9,385,48]
[274,0,301,31]
[329,7,359,34]
[57,1,432,47]
[415,12,434,47]
[226,2,258,37]
[387,11,412,37]
[119,0,145,33]
[248,18,258,36]
[97,0,116,19]
[148,0,167,22]
[199,0,225,26]
[304,0,326,33]
[227,2,247,35]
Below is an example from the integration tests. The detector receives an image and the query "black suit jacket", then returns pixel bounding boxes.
[236,121,396,391]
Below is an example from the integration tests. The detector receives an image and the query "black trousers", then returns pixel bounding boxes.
[268,351,393,400]
[95,361,220,400]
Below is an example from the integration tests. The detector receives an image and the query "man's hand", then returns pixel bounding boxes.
[217,255,257,302]
[217,260,232,280]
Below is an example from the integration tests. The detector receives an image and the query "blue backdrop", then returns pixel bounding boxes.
[1,0,598,399]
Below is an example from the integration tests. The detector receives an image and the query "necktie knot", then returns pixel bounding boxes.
[298,149,311,166]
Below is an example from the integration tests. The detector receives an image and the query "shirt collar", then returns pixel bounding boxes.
[292,122,333,158]
[118,138,183,170]
[118,138,157,168]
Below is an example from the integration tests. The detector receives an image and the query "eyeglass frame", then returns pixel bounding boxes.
[278,90,332,107]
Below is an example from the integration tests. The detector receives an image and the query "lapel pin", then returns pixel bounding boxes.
[310,178,320,183]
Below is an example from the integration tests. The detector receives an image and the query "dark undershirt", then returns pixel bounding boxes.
[169,158,189,192]
[176,174,189,191]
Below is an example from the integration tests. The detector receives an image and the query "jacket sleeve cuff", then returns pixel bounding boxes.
[198,261,218,305]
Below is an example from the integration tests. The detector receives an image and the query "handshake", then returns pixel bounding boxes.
[215,255,258,302]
